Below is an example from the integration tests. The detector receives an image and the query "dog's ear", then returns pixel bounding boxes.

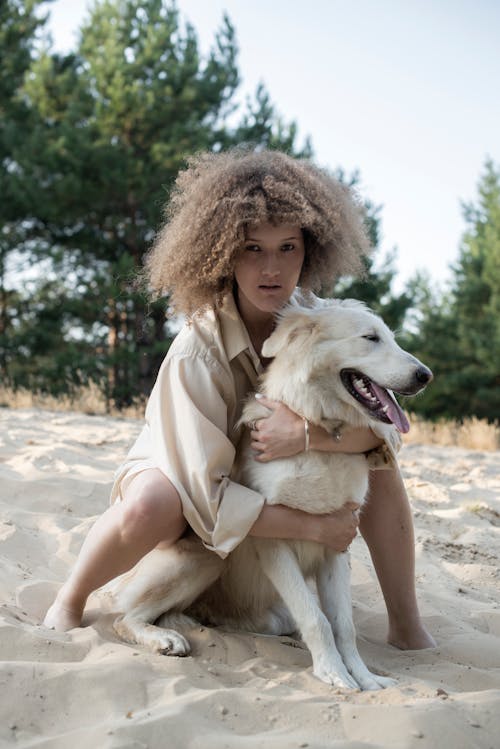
[262,312,320,358]
[261,324,291,358]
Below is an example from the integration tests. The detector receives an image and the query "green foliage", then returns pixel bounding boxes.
[2,0,309,406]
[4,2,498,421]
[0,0,49,388]
[403,160,500,422]
[333,249,413,333]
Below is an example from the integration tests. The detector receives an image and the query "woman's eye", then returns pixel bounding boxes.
[244,244,261,252]
[363,334,380,342]
[281,243,295,252]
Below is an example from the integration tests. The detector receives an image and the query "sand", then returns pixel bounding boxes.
[1,406,499,748]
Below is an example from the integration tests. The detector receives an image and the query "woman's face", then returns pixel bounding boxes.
[234,223,305,322]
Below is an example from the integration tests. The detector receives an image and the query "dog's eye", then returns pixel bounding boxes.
[363,334,380,342]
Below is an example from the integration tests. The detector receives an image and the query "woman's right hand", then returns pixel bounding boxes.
[307,501,361,552]
[249,500,361,553]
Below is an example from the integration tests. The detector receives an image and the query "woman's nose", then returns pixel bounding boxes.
[262,253,280,277]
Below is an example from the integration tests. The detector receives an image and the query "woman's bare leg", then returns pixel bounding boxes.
[359,466,436,650]
[43,469,186,631]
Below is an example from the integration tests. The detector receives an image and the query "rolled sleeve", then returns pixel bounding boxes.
[147,353,265,558]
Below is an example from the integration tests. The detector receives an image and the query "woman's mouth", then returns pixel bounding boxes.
[259,284,282,292]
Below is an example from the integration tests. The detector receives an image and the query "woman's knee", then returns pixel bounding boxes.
[119,469,186,543]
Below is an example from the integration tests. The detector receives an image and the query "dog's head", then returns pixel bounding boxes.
[261,299,432,433]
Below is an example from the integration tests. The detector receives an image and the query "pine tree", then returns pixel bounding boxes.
[8,0,308,405]
[403,160,500,421]
[0,0,47,386]
[452,159,500,419]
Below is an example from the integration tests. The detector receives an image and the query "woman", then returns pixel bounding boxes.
[44,149,435,650]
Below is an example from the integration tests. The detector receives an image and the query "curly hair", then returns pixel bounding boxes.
[144,148,371,316]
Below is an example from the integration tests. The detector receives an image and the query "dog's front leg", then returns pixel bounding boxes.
[317,551,396,690]
[255,540,359,689]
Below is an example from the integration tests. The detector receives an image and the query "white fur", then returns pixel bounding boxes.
[100,299,431,690]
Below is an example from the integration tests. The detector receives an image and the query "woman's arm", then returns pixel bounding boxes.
[308,422,384,453]
[249,501,360,553]
[251,396,383,462]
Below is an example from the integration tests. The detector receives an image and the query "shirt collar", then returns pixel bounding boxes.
[218,293,263,373]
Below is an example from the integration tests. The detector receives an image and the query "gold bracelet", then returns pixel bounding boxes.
[302,417,310,452]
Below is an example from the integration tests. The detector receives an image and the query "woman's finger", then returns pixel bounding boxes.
[254,394,279,411]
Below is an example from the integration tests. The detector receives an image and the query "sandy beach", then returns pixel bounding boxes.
[1,406,499,748]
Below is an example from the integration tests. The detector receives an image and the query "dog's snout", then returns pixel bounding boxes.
[415,366,433,385]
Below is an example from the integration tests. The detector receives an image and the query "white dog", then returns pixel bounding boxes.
[100,299,432,690]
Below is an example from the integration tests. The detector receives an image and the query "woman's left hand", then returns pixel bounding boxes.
[250,396,305,462]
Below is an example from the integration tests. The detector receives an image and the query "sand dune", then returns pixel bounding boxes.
[1,407,499,748]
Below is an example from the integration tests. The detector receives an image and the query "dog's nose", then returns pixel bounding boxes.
[415,366,433,385]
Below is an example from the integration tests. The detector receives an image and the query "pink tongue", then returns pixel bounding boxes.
[370,382,410,433]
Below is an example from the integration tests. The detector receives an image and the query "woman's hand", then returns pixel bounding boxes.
[250,396,305,461]
[249,501,361,553]
[250,395,385,460]
[309,502,361,552]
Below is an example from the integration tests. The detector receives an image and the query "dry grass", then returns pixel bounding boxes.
[0,385,498,451]
[404,414,499,451]
[0,383,146,419]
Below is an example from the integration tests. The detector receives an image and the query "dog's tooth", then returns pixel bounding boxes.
[382,405,389,413]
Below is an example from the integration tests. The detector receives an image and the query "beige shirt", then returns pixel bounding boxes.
[111,291,400,559]
[111,293,267,558]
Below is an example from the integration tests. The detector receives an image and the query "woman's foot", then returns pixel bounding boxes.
[43,602,82,631]
[388,619,436,650]
[43,587,84,631]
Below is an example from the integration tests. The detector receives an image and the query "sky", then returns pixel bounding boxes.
[43,0,500,292]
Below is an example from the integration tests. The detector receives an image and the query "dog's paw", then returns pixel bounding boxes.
[313,660,359,690]
[347,671,391,691]
[337,661,397,691]
[370,674,397,689]
[149,628,191,657]
[113,618,191,657]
